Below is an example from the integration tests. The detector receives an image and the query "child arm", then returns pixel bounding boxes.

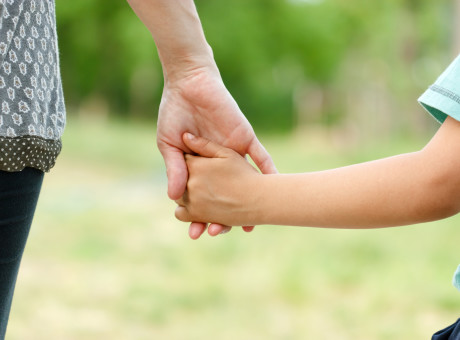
[176,117,460,228]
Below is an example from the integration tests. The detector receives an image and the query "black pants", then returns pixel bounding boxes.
[0,168,44,339]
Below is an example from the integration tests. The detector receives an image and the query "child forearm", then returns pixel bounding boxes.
[178,117,460,228]
[256,151,457,228]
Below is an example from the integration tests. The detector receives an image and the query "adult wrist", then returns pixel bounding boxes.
[160,48,219,84]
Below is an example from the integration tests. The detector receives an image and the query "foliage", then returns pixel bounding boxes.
[56,0,453,132]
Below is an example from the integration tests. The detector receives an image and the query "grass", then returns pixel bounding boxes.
[7,117,460,340]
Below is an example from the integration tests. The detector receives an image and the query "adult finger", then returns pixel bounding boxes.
[189,222,207,240]
[182,133,230,158]
[159,144,188,200]
[208,223,232,236]
[247,137,277,175]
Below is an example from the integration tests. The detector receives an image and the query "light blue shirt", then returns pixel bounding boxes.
[454,265,460,291]
[418,54,460,292]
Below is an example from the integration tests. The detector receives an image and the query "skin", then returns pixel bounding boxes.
[126,0,277,238]
[175,116,460,230]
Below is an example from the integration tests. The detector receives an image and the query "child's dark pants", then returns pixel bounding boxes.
[433,319,460,340]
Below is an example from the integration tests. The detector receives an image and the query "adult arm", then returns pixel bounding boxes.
[126,0,215,82]
[176,116,460,228]
[126,0,277,238]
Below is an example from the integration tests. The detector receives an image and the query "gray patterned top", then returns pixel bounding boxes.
[0,0,65,172]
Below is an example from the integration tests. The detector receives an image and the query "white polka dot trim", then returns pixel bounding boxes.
[0,0,65,173]
[0,135,61,172]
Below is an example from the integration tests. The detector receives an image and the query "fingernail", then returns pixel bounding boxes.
[185,132,195,140]
[189,227,199,240]
[209,225,220,236]
[220,228,230,235]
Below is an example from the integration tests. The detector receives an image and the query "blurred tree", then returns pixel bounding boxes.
[56,0,162,118]
[455,0,460,55]
[56,0,452,134]
[197,0,358,130]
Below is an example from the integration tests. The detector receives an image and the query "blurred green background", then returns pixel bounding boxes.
[7,0,460,339]
[55,0,457,134]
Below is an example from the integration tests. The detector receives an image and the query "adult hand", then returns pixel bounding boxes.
[126,0,275,238]
[156,65,277,239]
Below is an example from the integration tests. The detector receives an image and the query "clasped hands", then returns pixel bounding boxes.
[156,67,276,239]
[175,133,266,239]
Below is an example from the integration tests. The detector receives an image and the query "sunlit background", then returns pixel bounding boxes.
[7,0,460,339]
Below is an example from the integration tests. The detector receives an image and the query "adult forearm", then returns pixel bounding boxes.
[126,0,216,81]
[256,150,458,228]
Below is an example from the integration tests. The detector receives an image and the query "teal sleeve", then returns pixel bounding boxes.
[418,55,460,124]
[453,265,460,292]
[419,57,460,293]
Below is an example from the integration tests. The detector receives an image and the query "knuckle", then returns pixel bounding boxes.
[202,139,211,149]
[182,191,190,204]
[186,178,197,190]
[175,207,190,222]
[156,137,163,149]
[222,149,236,157]
[186,160,196,172]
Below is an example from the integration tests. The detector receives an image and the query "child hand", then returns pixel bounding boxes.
[175,133,264,229]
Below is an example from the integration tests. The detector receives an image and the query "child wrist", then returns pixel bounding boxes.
[248,174,272,225]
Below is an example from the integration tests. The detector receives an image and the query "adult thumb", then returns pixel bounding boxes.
[248,138,278,175]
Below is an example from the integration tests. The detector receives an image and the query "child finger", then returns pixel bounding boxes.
[182,133,228,158]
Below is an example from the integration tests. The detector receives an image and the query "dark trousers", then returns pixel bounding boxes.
[0,168,44,339]
[433,319,460,340]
